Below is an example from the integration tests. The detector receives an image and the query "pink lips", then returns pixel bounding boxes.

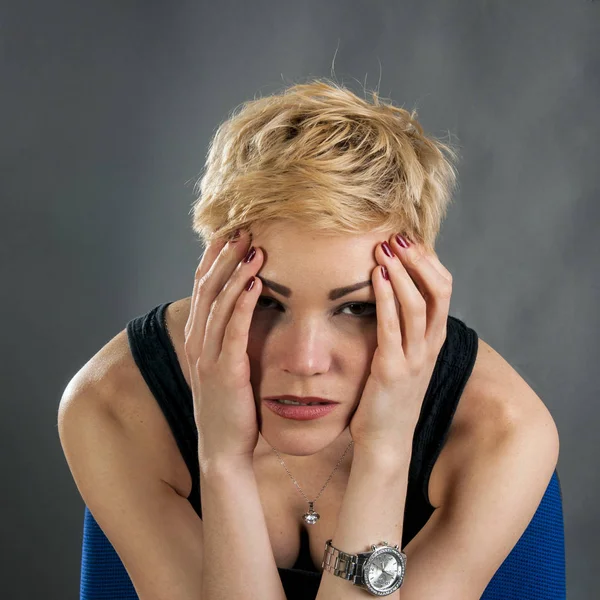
[264,400,339,421]
[264,395,337,404]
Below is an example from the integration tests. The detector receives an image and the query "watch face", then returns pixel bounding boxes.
[365,549,405,595]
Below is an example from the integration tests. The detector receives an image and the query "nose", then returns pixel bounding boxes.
[276,322,333,376]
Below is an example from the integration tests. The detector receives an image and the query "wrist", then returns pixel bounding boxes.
[199,451,255,478]
[351,441,413,475]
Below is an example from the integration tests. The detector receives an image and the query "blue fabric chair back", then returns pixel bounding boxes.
[480,469,565,599]
[80,470,565,599]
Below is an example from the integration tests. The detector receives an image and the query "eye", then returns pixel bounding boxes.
[255,296,376,319]
[256,296,282,311]
[340,302,377,318]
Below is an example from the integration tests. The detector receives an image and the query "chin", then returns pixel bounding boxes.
[259,417,348,457]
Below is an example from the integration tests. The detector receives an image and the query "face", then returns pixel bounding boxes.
[247,222,396,460]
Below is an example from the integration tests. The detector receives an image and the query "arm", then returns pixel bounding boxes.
[58,384,208,600]
[199,455,287,600]
[317,405,560,600]
[316,443,412,600]
[58,367,286,600]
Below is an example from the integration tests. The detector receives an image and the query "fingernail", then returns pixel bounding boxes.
[230,229,241,241]
[395,234,410,249]
[381,241,394,257]
[243,246,256,263]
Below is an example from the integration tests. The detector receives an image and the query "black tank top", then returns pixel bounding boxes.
[126,302,478,600]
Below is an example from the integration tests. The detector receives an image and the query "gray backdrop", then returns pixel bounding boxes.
[2,1,598,598]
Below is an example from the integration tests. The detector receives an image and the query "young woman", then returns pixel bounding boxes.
[58,80,559,600]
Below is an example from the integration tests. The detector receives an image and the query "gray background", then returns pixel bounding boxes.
[2,0,598,598]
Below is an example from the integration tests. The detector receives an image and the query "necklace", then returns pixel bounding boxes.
[271,440,354,525]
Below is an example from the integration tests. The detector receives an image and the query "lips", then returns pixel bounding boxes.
[263,399,339,421]
[264,395,337,405]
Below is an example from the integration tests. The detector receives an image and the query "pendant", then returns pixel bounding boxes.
[303,502,320,525]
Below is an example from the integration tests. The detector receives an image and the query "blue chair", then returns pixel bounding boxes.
[80,470,566,599]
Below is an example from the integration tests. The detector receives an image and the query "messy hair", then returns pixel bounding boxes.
[191,78,459,253]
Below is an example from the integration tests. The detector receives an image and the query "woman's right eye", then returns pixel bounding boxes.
[256,296,282,311]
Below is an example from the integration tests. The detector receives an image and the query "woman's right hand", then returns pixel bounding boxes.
[184,229,265,469]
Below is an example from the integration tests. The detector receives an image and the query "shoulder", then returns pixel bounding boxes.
[458,336,556,432]
[60,327,140,417]
[58,315,193,496]
[62,298,193,420]
[432,335,559,506]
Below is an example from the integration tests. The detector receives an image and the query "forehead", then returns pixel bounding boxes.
[250,222,389,255]
[250,223,390,296]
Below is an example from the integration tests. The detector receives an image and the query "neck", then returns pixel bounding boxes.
[254,430,355,472]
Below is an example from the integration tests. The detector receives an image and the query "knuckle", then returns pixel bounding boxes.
[410,297,427,318]
[183,339,199,361]
[209,295,223,316]
[408,352,427,375]
[438,280,453,300]
[195,357,211,377]
[431,329,448,353]
[194,273,210,297]
[403,250,423,269]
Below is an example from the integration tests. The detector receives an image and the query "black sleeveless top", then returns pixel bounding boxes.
[126,302,478,600]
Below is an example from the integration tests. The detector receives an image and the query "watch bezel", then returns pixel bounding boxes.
[359,545,406,596]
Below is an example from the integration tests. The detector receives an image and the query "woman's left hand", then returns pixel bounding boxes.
[348,233,454,456]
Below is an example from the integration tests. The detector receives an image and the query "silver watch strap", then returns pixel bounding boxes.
[322,539,358,580]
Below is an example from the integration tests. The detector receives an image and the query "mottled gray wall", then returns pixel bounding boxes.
[2,0,598,598]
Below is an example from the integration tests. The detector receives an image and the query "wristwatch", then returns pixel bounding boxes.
[322,539,406,596]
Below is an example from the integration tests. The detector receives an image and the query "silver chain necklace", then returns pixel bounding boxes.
[271,440,354,525]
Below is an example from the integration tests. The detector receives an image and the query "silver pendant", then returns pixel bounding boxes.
[303,501,320,525]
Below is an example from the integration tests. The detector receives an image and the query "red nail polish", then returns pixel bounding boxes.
[395,234,409,249]
[381,265,389,280]
[381,241,394,257]
[243,246,256,263]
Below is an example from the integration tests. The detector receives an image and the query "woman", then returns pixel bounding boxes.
[58,80,559,600]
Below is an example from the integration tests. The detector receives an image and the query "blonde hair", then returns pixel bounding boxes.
[191,78,460,253]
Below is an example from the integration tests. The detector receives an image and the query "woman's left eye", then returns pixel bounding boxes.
[255,296,376,318]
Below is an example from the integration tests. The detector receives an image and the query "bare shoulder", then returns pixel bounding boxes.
[59,309,193,497]
[429,336,559,507]
[457,337,555,431]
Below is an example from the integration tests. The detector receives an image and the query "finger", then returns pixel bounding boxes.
[184,231,244,354]
[220,273,264,379]
[201,244,264,364]
[418,245,452,283]
[377,241,426,355]
[389,236,452,347]
[184,237,229,341]
[372,263,405,371]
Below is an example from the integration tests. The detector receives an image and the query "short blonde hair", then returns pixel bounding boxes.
[191,78,459,253]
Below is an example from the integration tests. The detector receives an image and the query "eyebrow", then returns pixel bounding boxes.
[257,276,373,301]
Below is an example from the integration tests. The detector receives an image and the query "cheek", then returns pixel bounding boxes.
[346,331,378,368]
